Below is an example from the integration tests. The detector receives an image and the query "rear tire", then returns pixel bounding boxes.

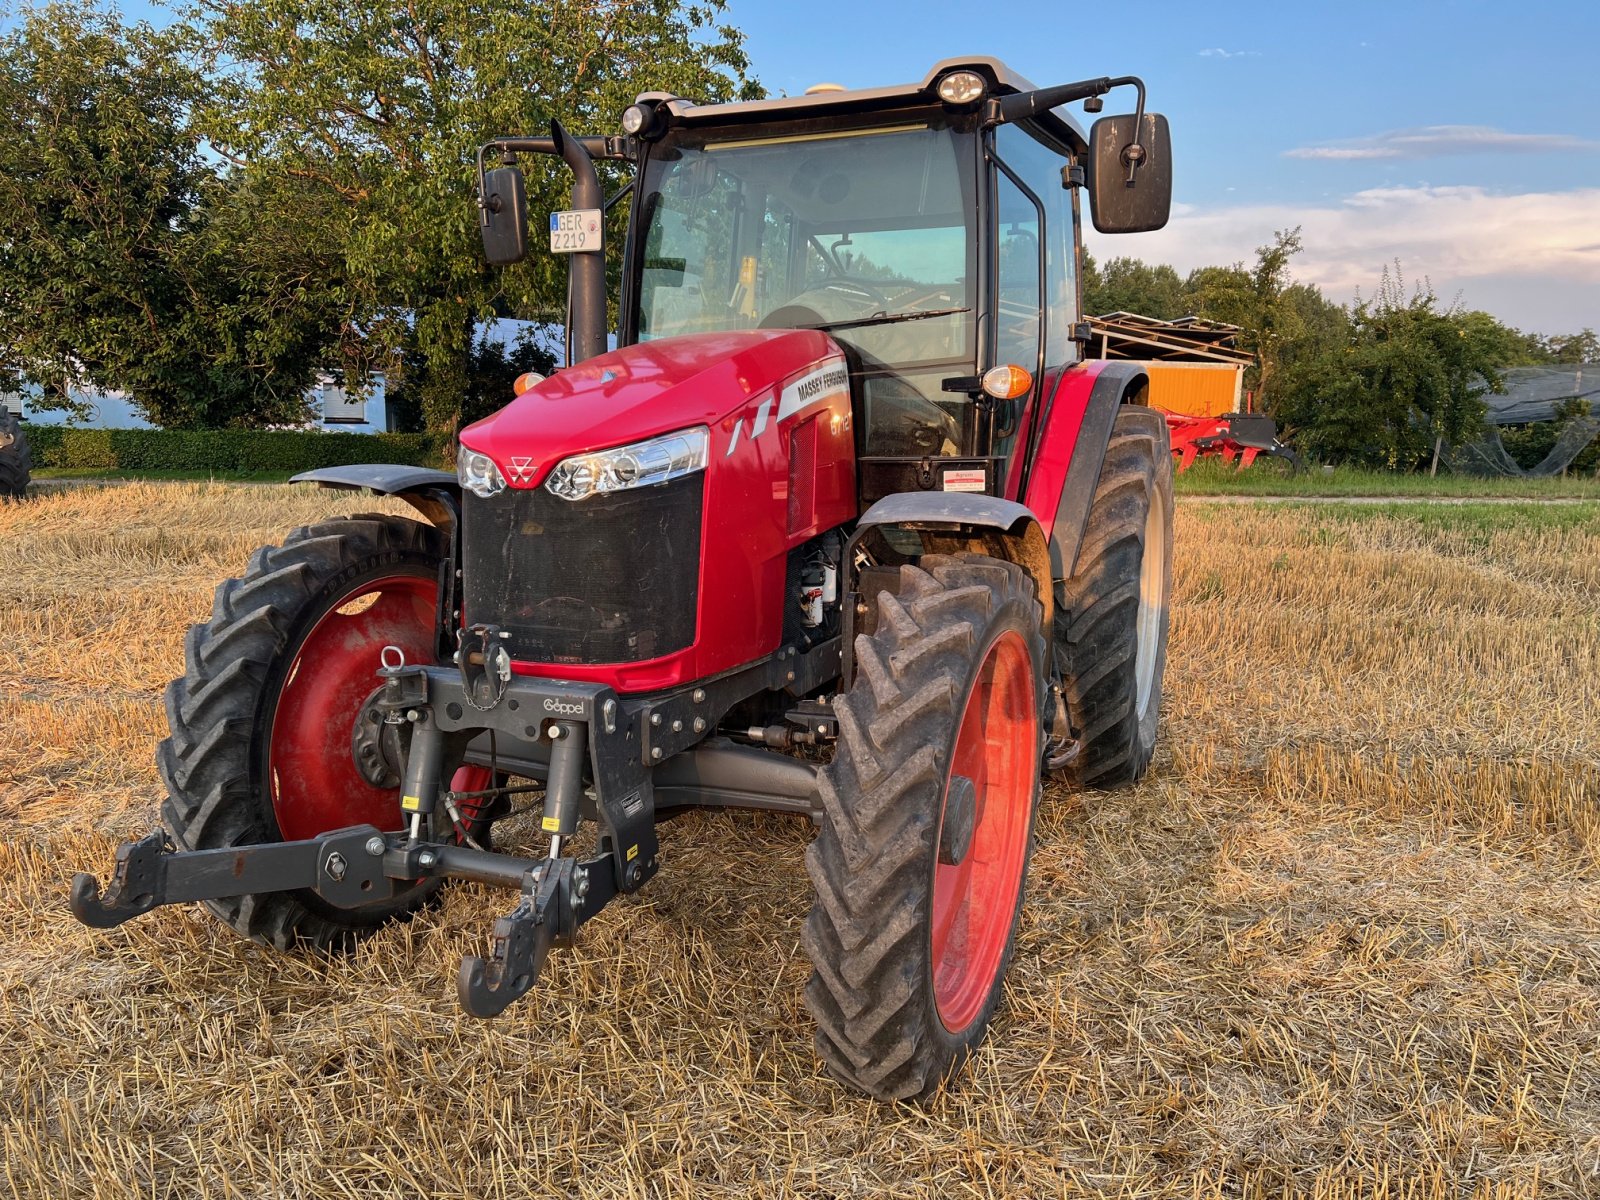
[158,513,462,952]
[1053,405,1173,791]
[0,409,30,499]
[804,553,1045,1100]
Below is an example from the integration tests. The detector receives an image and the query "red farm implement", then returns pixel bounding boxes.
[1086,312,1301,475]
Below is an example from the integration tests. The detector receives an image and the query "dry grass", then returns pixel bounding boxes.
[2,482,1598,1199]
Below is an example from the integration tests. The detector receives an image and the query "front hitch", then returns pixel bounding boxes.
[457,853,620,1017]
[71,823,621,1018]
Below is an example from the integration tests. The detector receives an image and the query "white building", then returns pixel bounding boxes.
[3,373,393,434]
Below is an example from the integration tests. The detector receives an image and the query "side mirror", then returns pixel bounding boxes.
[480,166,529,265]
[1086,113,1172,234]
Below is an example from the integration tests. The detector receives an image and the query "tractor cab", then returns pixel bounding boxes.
[480,58,1171,503]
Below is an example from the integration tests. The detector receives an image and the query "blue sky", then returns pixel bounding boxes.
[733,0,1600,334]
[10,0,1599,333]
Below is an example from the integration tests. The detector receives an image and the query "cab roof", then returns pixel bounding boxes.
[638,57,1090,154]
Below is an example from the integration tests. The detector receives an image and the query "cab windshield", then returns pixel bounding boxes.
[632,123,976,373]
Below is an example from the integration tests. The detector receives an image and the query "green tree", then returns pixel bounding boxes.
[386,327,558,433]
[0,3,338,427]
[1082,255,1187,319]
[192,0,760,440]
[1535,328,1599,364]
[1184,227,1311,401]
[1275,269,1517,468]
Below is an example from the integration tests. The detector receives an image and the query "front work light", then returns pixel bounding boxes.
[620,104,648,134]
[545,427,709,501]
[457,443,507,499]
[937,70,986,106]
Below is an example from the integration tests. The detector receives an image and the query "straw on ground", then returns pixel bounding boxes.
[2,483,1597,1198]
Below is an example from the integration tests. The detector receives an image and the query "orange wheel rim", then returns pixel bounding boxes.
[931,630,1037,1034]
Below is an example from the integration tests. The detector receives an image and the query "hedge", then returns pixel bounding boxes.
[22,425,446,474]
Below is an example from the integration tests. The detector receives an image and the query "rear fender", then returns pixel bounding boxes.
[843,491,1053,686]
[1021,361,1149,579]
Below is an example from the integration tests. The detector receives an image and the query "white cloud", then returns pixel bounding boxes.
[1198,47,1260,58]
[1086,185,1600,331]
[1286,125,1599,160]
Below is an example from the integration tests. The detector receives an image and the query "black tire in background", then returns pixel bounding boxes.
[804,553,1046,1101]
[0,409,30,499]
[1053,405,1174,791]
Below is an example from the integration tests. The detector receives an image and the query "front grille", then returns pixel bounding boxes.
[462,475,703,664]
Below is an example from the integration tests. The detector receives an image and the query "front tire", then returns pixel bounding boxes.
[803,553,1045,1100]
[158,513,462,951]
[1054,405,1174,790]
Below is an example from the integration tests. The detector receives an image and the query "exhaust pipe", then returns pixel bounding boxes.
[549,118,608,366]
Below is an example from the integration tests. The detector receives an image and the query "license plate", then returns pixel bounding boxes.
[549,209,602,253]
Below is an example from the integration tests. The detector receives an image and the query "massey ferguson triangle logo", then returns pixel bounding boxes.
[508,456,535,483]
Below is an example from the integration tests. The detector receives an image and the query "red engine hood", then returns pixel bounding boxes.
[459,328,844,486]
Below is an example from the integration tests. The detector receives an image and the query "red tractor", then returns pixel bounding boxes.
[73,59,1175,1101]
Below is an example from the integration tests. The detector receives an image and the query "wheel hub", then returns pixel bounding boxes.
[351,684,408,788]
[931,630,1038,1035]
[938,774,978,865]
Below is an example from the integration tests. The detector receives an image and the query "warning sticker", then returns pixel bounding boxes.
[941,468,987,493]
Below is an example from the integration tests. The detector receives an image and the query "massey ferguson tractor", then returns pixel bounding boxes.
[72,59,1175,1101]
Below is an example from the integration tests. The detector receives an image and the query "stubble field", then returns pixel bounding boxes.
[2,482,1597,1199]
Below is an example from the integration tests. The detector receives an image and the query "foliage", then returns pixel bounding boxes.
[1085,232,1350,400]
[22,423,440,472]
[1273,269,1521,468]
[0,3,338,428]
[1525,328,1599,365]
[189,0,760,440]
[386,328,558,434]
[1082,254,1187,320]
[1173,456,1600,498]
[1499,398,1600,475]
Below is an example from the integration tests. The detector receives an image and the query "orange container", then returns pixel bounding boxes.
[1142,362,1244,418]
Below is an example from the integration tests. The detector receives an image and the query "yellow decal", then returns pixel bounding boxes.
[401,794,421,812]
[626,844,639,862]
[541,816,562,833]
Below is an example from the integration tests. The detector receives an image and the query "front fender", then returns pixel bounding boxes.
[292,463,463,661]
[291,464,459,530]
[849,490,1054,635]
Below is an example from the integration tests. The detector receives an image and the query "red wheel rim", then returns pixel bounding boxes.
[268,572,440,842]
[931,630,1037,1034]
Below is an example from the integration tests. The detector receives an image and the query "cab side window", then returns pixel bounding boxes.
[995,124,1078,367]
[993,169,1042,379]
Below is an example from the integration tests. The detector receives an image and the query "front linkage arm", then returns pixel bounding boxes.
[70,826,402,928]
[71,822,622,1018]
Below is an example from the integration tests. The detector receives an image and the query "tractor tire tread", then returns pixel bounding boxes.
[158,513,443,953]
[0,409,31,499]
[1052,405,1172,792]
[803,553,1042,1101]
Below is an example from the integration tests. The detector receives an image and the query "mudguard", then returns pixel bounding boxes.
[1021,360,1149,579]
[850,491,1054,635]
[291,464,459,529]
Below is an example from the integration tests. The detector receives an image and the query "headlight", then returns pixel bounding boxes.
[457,443,506,498]
[545,427,708,502]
